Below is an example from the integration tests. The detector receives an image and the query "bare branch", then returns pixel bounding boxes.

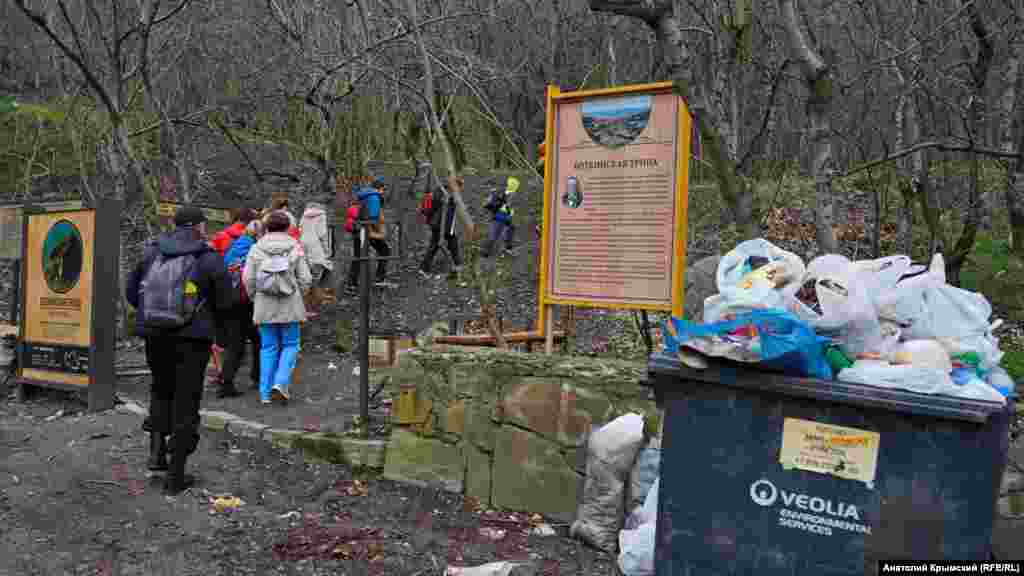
[833,141,1020,181]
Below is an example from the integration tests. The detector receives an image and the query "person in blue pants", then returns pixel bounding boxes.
[242,211,312,404]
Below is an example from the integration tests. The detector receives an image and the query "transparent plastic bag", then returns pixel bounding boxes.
[626,438,661,527]
[716,239,805,301]
[617,523,656,576]
[838,359,1006,403]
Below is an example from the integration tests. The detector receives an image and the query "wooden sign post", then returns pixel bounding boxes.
[16,198,122,411]
[537,82,693,354]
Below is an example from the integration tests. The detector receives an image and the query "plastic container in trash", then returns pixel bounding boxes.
[645,353,1012,576]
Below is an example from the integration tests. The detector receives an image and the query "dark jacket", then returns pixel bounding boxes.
[126,228,233,345]
[427,194,457,237]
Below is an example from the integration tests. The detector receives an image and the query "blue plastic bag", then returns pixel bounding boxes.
[661,309,833,380]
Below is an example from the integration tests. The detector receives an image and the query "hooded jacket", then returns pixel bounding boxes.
[489,177,518,223]
[210,222,246,256]
[300,202,333,271]
[356,186,386,239]
[224,234,256,268]
[243,231,312,325]
[126,228,233,345]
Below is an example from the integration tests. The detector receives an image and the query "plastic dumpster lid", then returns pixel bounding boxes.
[647,353,1007,424]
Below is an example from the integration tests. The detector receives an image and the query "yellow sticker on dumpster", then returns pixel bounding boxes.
[779,418,879,487]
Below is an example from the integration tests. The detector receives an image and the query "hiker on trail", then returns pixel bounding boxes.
[217,220,264,399]
[211,207,257,256]
[126,206,233,495]
[300,202,333,318]
[418,184,462,278]
[354,177,391,284]
[483,176,519,257]
[264,192,301,240]
[343,197,362,292]
[243,211,311,405]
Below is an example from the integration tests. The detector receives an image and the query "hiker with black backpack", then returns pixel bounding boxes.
[418,184,462,278]
[217,220,264,398]
[243,211,312,405]
[126,206,233,495]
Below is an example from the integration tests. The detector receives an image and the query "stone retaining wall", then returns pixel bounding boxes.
[382,346,660,521]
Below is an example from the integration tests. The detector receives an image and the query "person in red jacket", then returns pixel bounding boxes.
[211,208,257,256]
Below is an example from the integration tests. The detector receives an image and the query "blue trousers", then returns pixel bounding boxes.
[484,220,515,257]
[258,323,301,400]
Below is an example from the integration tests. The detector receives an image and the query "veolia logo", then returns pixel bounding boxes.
[749,479,861,521]
[750,479,778,506]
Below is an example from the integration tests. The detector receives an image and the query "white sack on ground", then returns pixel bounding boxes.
[570,413,646,554]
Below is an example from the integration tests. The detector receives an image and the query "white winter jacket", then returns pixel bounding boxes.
[300,203,333,271]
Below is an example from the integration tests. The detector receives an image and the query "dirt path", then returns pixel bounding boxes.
[0,392,617,576]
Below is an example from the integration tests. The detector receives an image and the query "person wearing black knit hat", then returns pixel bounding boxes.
[126,204,233,494]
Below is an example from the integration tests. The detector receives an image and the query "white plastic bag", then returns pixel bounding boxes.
[716,239,805,302]
[618,523,656,576]
[838,359,955,395]
[838,359,1006,404]
[626,437,661,526]
[987,366,1015,397]
[783,254,884,356]
[571,414,646,553]
[852,255,912,293]
[890,340,953,372]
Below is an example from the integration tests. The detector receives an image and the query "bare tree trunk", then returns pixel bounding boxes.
[947,0,994,283]
[1007,17,1024,254]
[779,0,837,254]
[895,94,914,255]
[588,0,759,238]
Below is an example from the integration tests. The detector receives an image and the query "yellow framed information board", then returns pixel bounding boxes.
[16,198,121,411]
[537,82,692,339]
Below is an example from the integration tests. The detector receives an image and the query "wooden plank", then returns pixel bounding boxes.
[435,330,566,347]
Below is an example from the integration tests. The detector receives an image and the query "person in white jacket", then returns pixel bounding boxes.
[299,202,333,318]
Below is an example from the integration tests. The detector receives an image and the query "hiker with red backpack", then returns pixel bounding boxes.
[211,207,258,256]
[418,183,462,278]
[217,220,264,398]
[126,206,233,494]
[344,197,362,292]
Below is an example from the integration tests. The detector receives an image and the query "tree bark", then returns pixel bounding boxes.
[589,0,759,239]
[779,0,837,254]
[1008,24,1024,254]
[947,0,994,282]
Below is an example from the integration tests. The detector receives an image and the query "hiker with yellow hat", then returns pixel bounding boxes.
[483,176,520,257]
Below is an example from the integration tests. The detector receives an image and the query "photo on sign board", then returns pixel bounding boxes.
[580,94,653,149]
[563,176,583,208]
[42,219,83,294]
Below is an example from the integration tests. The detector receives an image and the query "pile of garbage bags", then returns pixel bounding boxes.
[569,413,660,575]
[662,239,1013,404]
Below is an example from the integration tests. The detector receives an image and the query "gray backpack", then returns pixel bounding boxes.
[140,253,200,328]
[255,252,296,296]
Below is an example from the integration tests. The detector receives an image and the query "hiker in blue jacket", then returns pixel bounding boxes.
[353,177,391,284]
[483,176,519,257]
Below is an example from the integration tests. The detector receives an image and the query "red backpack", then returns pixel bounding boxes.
[344,204,360,233]
[227,260,250,304]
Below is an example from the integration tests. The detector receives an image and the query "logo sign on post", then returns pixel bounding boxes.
[538,82,692,318]
[17,200,121,411]
[779,418,880,487]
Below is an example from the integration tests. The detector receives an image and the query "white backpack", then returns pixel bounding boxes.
[256,252,296,296]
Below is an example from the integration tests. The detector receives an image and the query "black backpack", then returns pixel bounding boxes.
[140,252,201,328]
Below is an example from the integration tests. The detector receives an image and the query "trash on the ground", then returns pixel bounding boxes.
[352,366,360,376]
[570,413,645,554]
[663,239,1009,404]
[625,436,660,527]
[530,523,556,537]
[327,362,338,370]
[212,495,244,512]
[341,479,369,497]
[478,526,507,541]
[445,561,537,576]
[278,511,301,520]
[620,477,658,575]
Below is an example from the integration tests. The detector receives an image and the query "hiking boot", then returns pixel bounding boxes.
[163,446,194,495]
[147,434,168,472]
